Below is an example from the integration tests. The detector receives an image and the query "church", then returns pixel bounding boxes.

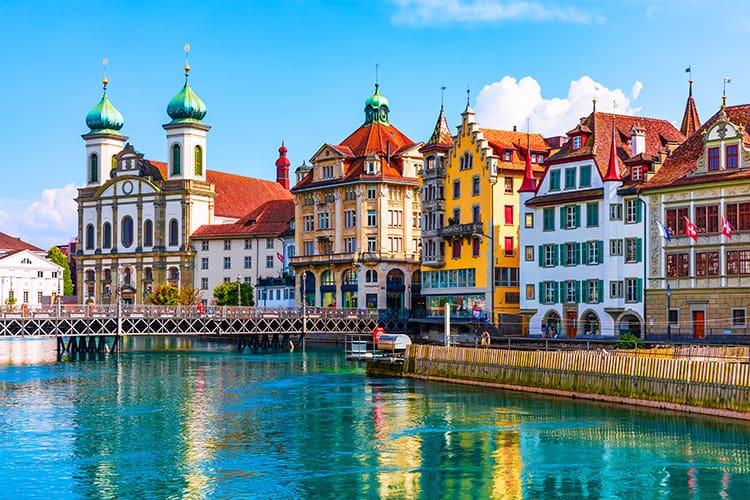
[75,57,291,305]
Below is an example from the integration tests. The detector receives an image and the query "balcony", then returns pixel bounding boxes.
[358,251,421,263]
[438,222,484,239]
[290,253,355,266]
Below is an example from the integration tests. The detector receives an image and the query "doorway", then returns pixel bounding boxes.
[566,311,577,338]
[692,310,705,339]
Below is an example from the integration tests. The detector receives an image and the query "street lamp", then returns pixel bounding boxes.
[666,284,672,341]
[636,195,648,340]
[237,276,242,308]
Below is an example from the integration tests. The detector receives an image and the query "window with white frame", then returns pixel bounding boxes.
[367,237,377,252]
[244,239,252,250]
[244,256,252,269]
[625,278,640,302]
[544,244,556,267]
[610,203,623,221]
[223,240,231,250]
[367,210,377,227]
[201,258,208,270]
[610,239,623,256]
[266,256,274,268]
[587,280,599,303]
[345,237,356,253]
[610,280,623,298]
[543,281,556,304]
[201,240,209,251]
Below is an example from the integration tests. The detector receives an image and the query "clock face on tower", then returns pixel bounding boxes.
[379,107,388,121]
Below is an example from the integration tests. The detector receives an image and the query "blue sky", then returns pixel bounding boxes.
[2,0,749,249]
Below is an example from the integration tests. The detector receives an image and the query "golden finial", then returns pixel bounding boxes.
[102,57,109,91]
[184,43,191,78]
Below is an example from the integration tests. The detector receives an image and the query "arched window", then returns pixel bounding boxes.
[321,270,335,286]
[85,269,95,281]
[103,269,111,282]
[111,155,118,171]
[169,267,179,280]
[123,267,132,285]
[194,145,203,175]
[365,269,378,283]
[143,266,153,281]
[169,218,179,246]
[172,144,181,175]
[121,216,134,247]
[90,154,98,183]
[143,219,153,247]
[342,269,358,285]
[85,224,95,250]
[102,222,112,249]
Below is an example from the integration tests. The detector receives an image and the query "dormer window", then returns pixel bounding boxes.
[503,150,512,162]
[366,162,375,174]
[631,165,643,181]
[573,136,582,150]
[708,147,720,171]
[322,165,333,179]
[365,153,380,175]
[727,145,738,169]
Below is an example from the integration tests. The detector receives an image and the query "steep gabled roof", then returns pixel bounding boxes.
[480,128,549,174]
[151,162,293,219]
[680,80,701,137]
[641,104,750,191]
[0,232,42,253]
[192,199,294,238]
[336,120,415,158]
[423,106,453,149]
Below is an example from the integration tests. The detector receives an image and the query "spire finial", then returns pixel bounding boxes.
[440,85,446,110]
[723,76,731,108]
[102,57,109,93]
[184,43,191,80]
[466,86,471,107]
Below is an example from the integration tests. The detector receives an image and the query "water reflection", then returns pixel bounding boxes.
[0,346,749,499]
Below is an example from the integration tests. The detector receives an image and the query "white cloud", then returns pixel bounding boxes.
[474,75,643,137]
[0,183,78,250]
[390,0,601,26]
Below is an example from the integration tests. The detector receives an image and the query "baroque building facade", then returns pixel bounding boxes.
[290,85,423,312]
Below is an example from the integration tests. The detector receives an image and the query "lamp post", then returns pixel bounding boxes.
[237,276,241,308]
[636,195,648,340]
[666,284,672,341]
[301,271,307,350]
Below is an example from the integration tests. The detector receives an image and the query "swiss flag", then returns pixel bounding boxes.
[684,216,698,241]
[721,216,733,239]
[276,251,284,263]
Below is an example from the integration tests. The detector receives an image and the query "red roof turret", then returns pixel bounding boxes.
[275,141,290,190]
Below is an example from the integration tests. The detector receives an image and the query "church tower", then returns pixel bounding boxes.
[163,45,210,181]
[275,142,291,190]
[82,70,127,187]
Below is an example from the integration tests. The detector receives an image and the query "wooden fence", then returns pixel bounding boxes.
[391,345,750,419]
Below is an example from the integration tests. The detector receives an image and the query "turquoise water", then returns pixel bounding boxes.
[1,340,749,499]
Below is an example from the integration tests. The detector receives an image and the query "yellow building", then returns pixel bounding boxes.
[417,103,549,337]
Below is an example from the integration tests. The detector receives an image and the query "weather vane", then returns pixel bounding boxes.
[102,57,109,91]
[184,43,191,78]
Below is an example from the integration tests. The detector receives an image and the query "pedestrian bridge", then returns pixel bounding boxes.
[0,305,408,355]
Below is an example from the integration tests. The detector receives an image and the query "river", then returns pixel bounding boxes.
[1,338,749,499]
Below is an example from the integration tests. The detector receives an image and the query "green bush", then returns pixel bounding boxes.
[615,333,643,350]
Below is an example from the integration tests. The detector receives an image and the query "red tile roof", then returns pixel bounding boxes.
[192,199,295,238]
[680,81,701,137]
[425,107,453,148]
[547,112,684,180]
[480,128,550,174]
[641,105,750,191]
[150,161,293,218]
[0,232,42,252]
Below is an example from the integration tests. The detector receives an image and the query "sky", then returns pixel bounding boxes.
[2,0,750,250]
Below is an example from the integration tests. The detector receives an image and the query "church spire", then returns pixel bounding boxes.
[680,78,701,136]
[426,87,453,147]
[518,132,537,193]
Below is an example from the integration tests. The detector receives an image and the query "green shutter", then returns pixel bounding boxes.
[582,281,589,303]
[575,280,581,303]
[597,240,604,264]
[574,205,581,228]
[575,243,581,265]
[635,278,643,302]
[558,281,565,303]
[553,245,559,266]
[560,207,566,229]
[635,199,642,223]
[538,245,544,266]
[539,282,544,303]
[635,238,642,263]
[597,280,604,303]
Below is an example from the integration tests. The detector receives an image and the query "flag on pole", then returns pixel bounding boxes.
[721,216,733,239]
[656,220,671,241]
[684,216,698,241]
[685,66,691,73]
[276,251,284,263]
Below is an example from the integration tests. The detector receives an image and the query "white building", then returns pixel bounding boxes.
[519,110,683,338]
[0,233,63,308]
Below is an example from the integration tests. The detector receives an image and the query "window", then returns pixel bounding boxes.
[504,177,513,193]
[266,256,274,268]
[472,205,481,223]
[472,175,480,195]
[579,165,592,187]
[563,205,580,229]
[452,240,461,259]
[367,186,376,199]
[318,212,330,230]
[564,168,577,189]
[344,210,356,228]
[625,278,642,303]
[453,179,461,199]
[610,280,623,298]
[200,240,209,252]
[732,308,746,328]
[472,238,480,257]
[526,284,535,300]
[631,165,643,181]
[366,269,378,283]
[543,208,554,231]
[194,145,203,175]
[452,208,461,225]
[459,152,473,170]
[266,238,274,249]
[504,237,514,256]
[345,237,356,253]
[103,222,112,249]
[495,267,519,287]
[201,258,209,270]
[543,281,557,304]
[543,244,556,267]
[168,219,179,246]
[367,237,377,252]
[624,238,641,263]
[144,220,154,247]
[725,202,750,232]
[666,253,689,277]
[172,144,181,175]
[121,216,134,247]
[572,136,582,149]
[201,278,208,290]
[89,154,99,183]
[244,256,252,269]
[303,241,314,256]
[563,242,579,266]
[587,240,602,264]
[223,257,231,269]
[727,144,739,169]
[610,203,623,221]
[586,202,599,227]
[224,240,231,250]
[584,280,601,303]
[412,211,420,228]
[708,146,720,171]
[565,281,578,303]
[244,239,252,250]
[609,240,622,256]
[503,150,512,162]
[304,215,314,232]
[549,170,560,191]
[367,210,377,227]
[388,237,402,252]
[695,205,719,234]
[726,250,750,275]
[696,251,719,276]
[504,205,513,225]
[525,246,534,261]
[665,207,689,236]
[388,210,403,227]
[524,213,534,228]
[625,198,641,224]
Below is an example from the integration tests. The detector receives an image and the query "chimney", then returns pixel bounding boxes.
[513,125,517,132]
[386,140,391,165]
[630,126,645,156]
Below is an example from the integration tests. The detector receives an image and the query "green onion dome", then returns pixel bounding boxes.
[167,64,207,124]
[365,83,389,110]
[85,78,124,134]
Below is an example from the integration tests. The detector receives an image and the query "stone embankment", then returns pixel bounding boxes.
[367,344,750,420]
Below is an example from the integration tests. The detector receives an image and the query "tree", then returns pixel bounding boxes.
[145,284,202,305]
[47,246,73,295]
[213,281,255,306]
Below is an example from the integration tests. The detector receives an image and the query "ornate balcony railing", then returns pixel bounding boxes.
[438,222,484,239]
